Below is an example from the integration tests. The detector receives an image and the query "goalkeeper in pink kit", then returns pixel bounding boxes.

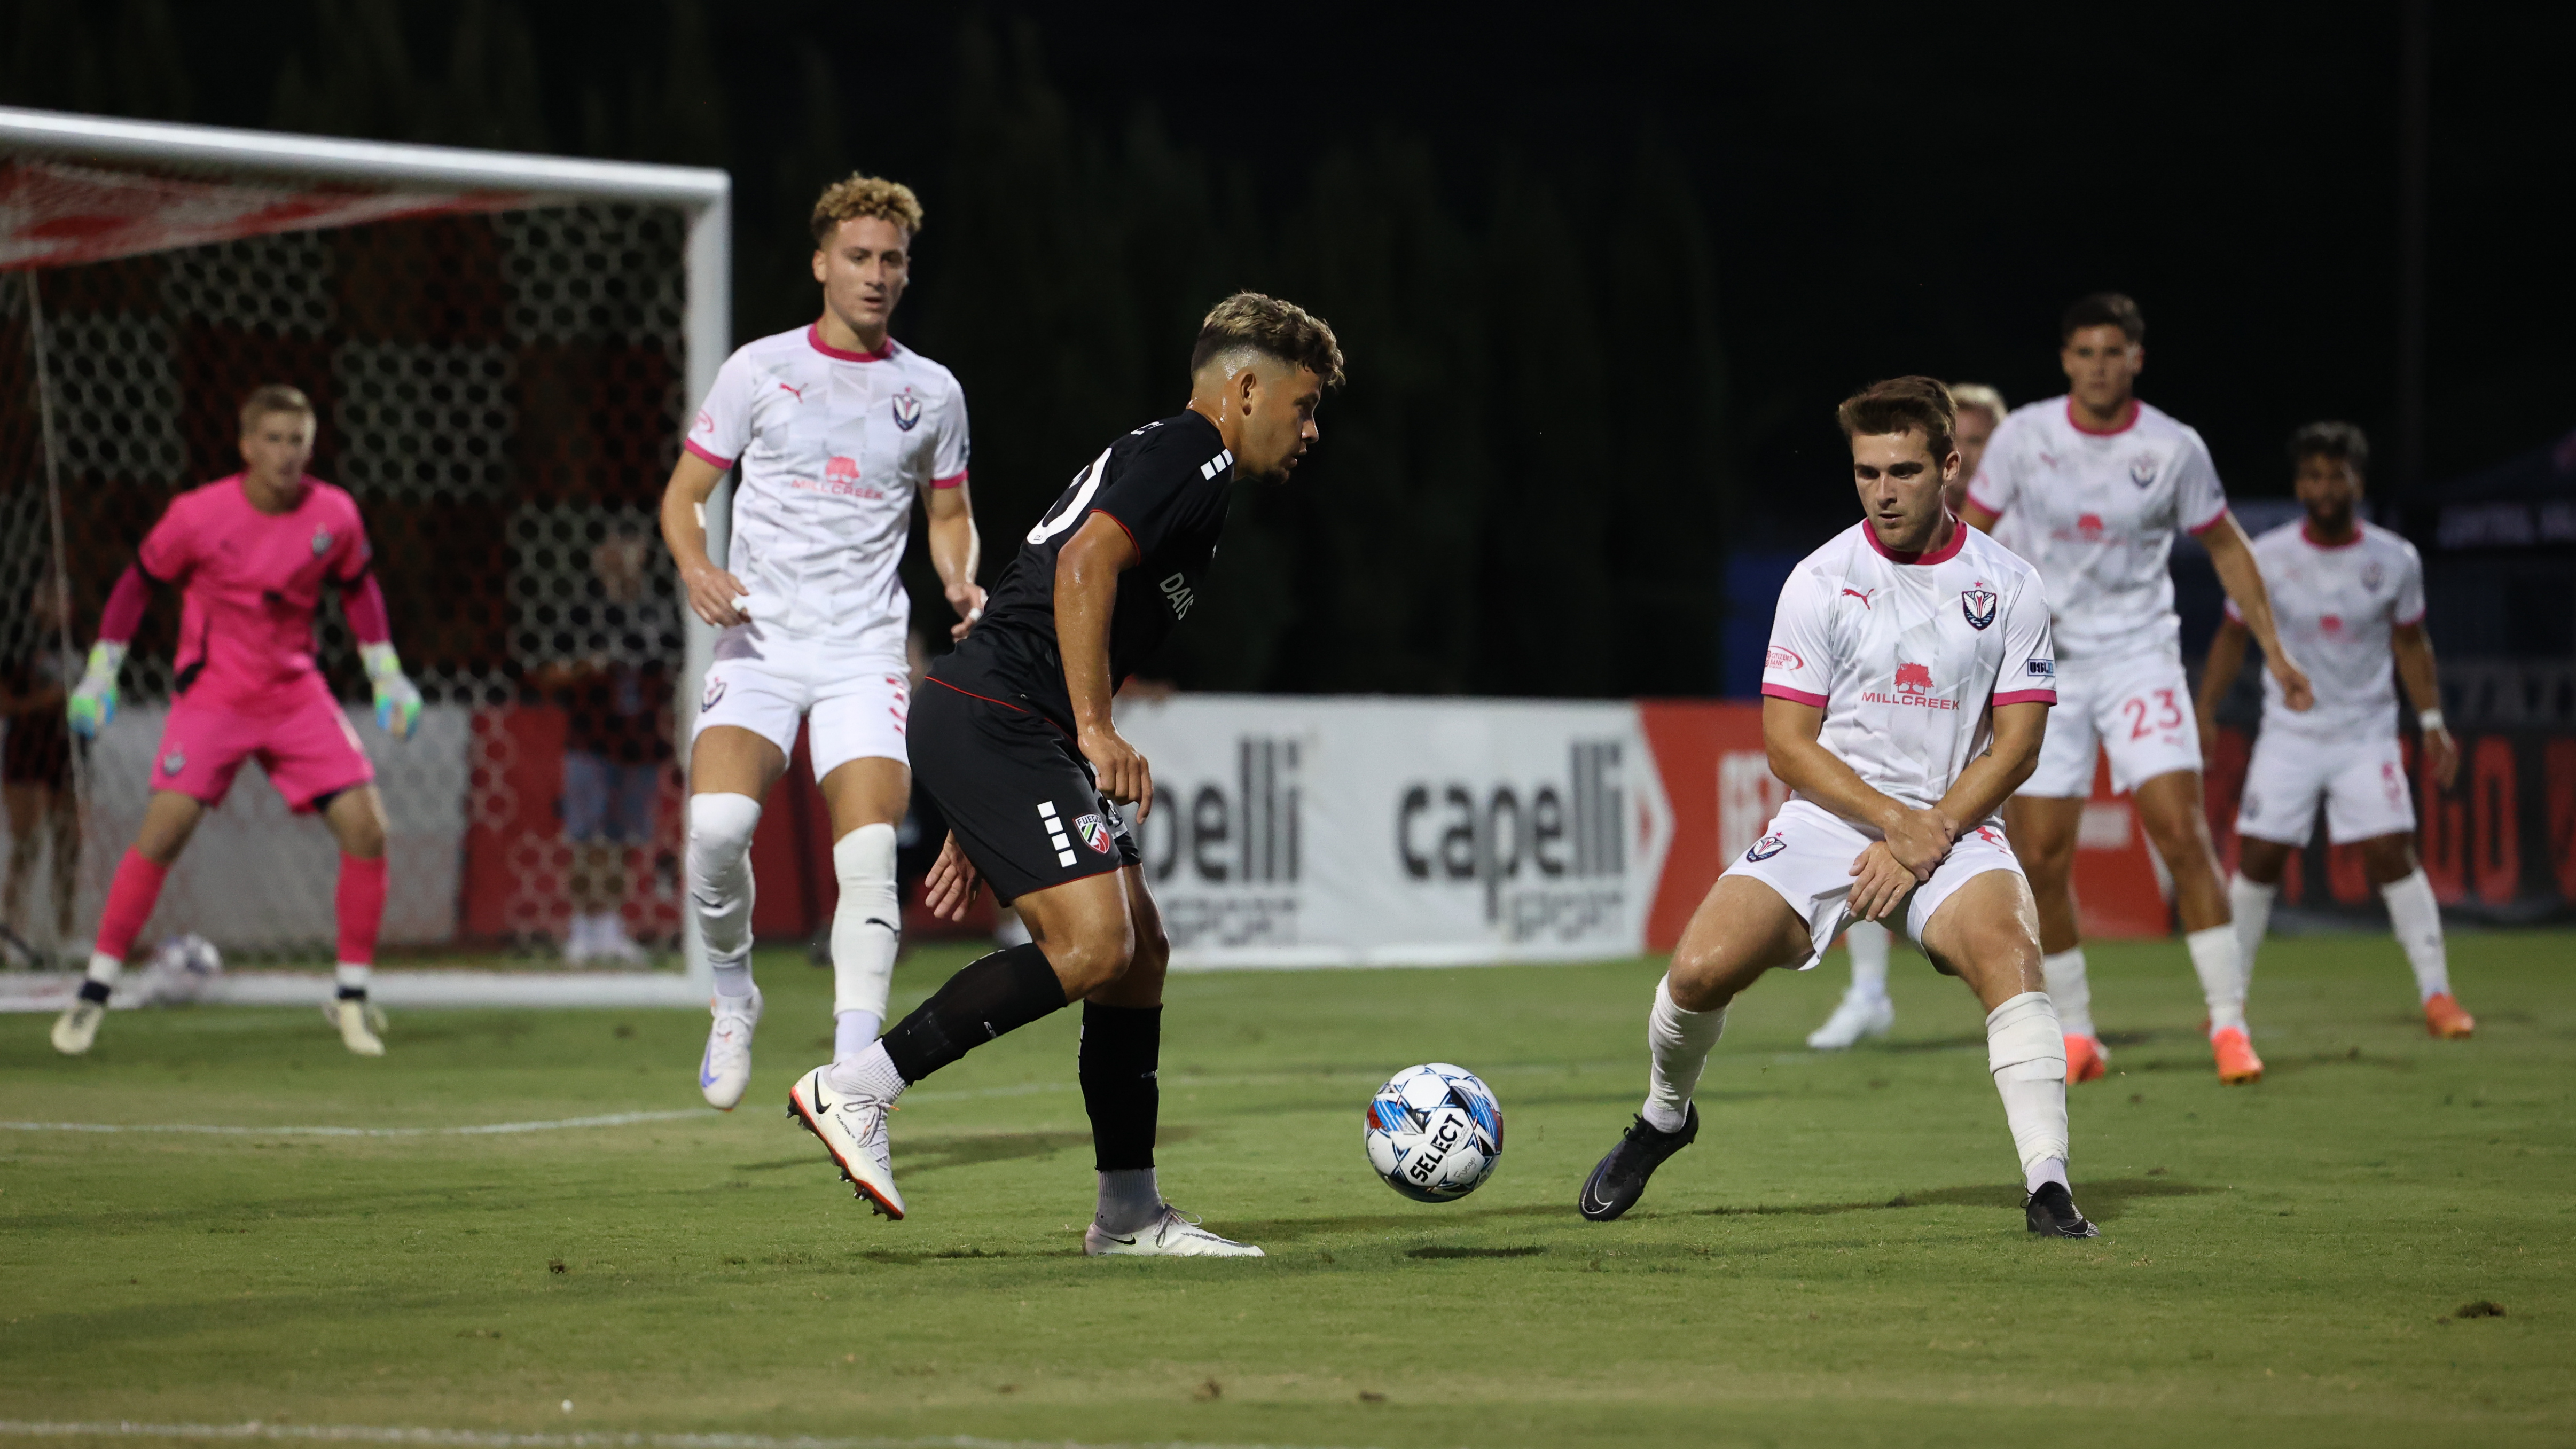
[50,386,422,1058]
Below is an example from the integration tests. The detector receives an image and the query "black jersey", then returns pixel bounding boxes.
[935,410,1235,733]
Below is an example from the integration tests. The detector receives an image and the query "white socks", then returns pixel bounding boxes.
[2040,946,2094,1039]
[85,950,121,986]
[334,962,371,997]
[2381,867,2450,1000]
[2229,873,2276,1002]
[828,1039,909,1101]
[2186,923,2246,1035]
[1095,1168,1163,1234]
[1642,975,1728,1134]
[831,823,900,1063]
[1986,991,2070,1193]
[688,792,762,985]
[1844,919,1891,1000]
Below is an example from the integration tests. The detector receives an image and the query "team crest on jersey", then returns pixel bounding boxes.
[1745,833,1788,862]
[702,676,726,710]
[160,750,185,776]
[2362,560,2385,590]
[310,528,333,556]
[2129,452,2158,488]
[1960,586,1998,630]
[890,390,922,431]
[1074,812,1114,854]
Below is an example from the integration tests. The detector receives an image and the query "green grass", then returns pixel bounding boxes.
[3,932,2570,1448]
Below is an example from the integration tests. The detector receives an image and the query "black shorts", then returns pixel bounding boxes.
[911,676,1139,905]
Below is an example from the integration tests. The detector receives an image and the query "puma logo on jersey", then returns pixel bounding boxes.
[1160,572,1195,618]
[1841,587,1877,609]
[777,382,808,402]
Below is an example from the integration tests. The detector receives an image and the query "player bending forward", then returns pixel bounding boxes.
[2196,423,2473,1038]
[786,293,1342,1256]
[661,174,982,1111]
[1810,379,2009,1051]
[1962,293,2312,1086]
[1583,377,2097,1237]
[51,386,422,1057]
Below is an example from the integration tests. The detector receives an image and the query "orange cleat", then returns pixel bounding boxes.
[2065,1033,2109,1083]
[2211,1026,2264,1085]
[2423,993,2476,1039]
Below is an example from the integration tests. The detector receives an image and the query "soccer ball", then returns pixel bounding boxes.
[1365,1062,1504,1202]
[145,933,223,1005]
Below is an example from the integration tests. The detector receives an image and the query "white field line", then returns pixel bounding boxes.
[0,1111,703,1138]
[0,1421,1406,1449]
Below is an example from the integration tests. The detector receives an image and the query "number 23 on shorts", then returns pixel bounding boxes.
[2122,687,2184,740]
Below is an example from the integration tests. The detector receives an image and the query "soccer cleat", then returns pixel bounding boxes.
[2211,1025,2263,1084]
[2423,993,2475,1039]
[1085,1204,1264,1258]
[325,998,387,1056]
[2064,1033,2109,1083]
[786,1065,904,1219]
[697,986,762,1110]
[1577,1104,1698,1223]
[51,999,105,1056]
[1806,990,1895,1050]
[2024,1181,2100,1238]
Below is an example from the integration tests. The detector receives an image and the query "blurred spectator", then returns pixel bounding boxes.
[2,576,82,967]
[530,523,675,965]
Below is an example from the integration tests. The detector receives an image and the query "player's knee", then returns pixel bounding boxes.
[686,792,762,865]
[2359,835,2416,885]
[1665,945,1741,1012]
[1052,920,1139,996]
[339,814,387,859]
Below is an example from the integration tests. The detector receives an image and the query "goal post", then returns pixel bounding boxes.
[0,106,730,1008]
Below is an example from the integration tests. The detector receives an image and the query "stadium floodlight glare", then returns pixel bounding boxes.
[0,106,731,1008]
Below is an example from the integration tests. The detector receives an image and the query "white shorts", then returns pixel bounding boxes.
[2236,728,2414,847]
[2025,649,2201,797]
[694,624,911,781]
[1722,799,2027,970]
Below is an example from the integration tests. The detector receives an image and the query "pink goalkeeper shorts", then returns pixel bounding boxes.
[149,675,375,813]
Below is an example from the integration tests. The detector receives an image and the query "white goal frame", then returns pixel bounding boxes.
[0,106,730,1008]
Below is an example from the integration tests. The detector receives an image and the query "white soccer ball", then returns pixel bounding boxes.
[146,932,223,1005]
[1365,1062,1505,1202]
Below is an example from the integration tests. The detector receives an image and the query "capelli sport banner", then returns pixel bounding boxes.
[1110,695,2573,969]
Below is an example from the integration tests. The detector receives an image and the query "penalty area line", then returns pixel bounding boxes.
[0,1110,706,1138]
[0,1422,1404,1449]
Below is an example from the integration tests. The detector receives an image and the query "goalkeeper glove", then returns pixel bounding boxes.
[361,643,422,741]
[66,641,125,740]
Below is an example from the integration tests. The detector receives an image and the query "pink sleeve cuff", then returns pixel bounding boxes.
[2394,608,2426,627]
[682,437,735,469]
[1761,683,1828,707]
[1964,483,2006,516]
[930,469,969,490]
[1992,689,2057,707]
[2186,504,2232,536]
[97,565,149,643]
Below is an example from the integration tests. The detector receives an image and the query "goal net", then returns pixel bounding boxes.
[0,108,727,1006]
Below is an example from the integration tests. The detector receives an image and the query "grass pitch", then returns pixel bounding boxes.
[3,933,2570,1448]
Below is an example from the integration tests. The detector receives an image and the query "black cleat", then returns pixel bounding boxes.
[2025,1181,2100,1238]
[1578,1105,1698,1222]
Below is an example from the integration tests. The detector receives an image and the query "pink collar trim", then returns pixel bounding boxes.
[2065,396,2139,436]
[2301,520,2363,550]
[1863,512,1966,566]
[808,324,895,363]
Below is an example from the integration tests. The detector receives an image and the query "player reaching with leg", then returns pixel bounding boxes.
[2195,423,2471,1038]
[1584,377,2096,1236]
[51,386,420,1057]
[790,293,1342,1254]
[1810,380,2009,1050]
[1960,294,2313,1086]
[661,174,983,1111]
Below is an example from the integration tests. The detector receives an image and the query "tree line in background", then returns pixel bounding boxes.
[2,1,1737,698]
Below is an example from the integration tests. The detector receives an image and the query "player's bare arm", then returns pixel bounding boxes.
[1056,512,1151,817]
[1761,696,1955,919]
[2200,517,2314,711]
[658,450,746,628]
[925,481,984,640]
[2392,620,2458,788]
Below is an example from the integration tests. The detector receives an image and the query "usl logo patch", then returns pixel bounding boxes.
[1745,833,1788,861]
[1960,586,1998,630]
[1074,813,1114,854]
[2026,657,2056,678]
[890,391,922,431]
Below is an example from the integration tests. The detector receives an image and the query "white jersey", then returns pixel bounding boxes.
[685,324,970,654]
[1759,520,2056,824]
[1966,396,2228,664]
[2229,519,2425,738]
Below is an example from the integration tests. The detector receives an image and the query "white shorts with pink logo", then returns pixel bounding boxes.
[2023,648,2202,797]
[2236,728,2415,848]
[1721,798,2028,970]
[695,623,911,780]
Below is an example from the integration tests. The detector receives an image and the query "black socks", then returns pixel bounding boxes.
[880,941,1068,1084]
[1079,1002,1162,1172]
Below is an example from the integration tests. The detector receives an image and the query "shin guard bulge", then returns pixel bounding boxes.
[831,823,901,1041]
[686,792,762,964]
[336,853,388,972]
[1079,1002,1162,1172]
[1986,991,2070,1188]
[2379,868,2450,1000]
[2039,946,2094,1038]
[2228,873,2277,997]
[1845,920,1892,998]
[2186,924,2246,1035]
[1643,975,1728,1134]
[880,942,1068,1085]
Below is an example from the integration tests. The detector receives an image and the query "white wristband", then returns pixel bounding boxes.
[2418,708,2445,732]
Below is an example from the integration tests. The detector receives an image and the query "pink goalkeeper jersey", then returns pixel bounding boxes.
[136,474,372,708]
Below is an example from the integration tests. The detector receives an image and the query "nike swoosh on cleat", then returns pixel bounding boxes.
[699,1059,719,1088]
[812,1081,834,1114]
[1102,1234,1136,1246]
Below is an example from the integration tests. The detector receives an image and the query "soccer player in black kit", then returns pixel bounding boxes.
[788,292,1343,1255]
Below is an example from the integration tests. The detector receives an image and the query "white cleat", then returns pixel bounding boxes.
[698,987,762,1110]
[51,999,105,1056]
[1806,990,1895,1051]
[1084,1204,1264,1258]
[787,1065,904,1219]
[325,998,387,1056]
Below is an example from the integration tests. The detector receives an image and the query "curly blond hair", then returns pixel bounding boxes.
[809,173,925,246]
